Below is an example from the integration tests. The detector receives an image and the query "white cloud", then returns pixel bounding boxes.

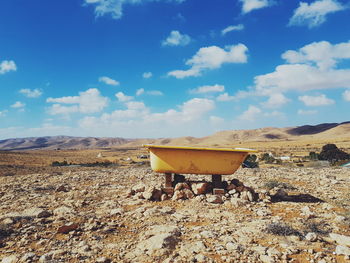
[168,44,248,79]
[343,90,350,101]
[289,0,346,28]
[19,88,42,98]
[261,93,290,108]
[282,40,350,71]
[136,88,144,96]
[11,101,25,109]
[0,110,8,117]
[115,91,133,102]
[254,41,350,95]
[147,90,163,96]
[85,0,186,19]
[298,94,335,106]
[221,24,244,35]
[238,105,262,121]
[48,104,79,115]
[190,84,225,94]
[0,60,17,74]
[263,110,285,118]
[298,109,318,115]
[136,88,163,96]
[142,72,152,79]
[99,76,120,86]
[239,0,271,14]
[162,30,191,46]
[47,88,108,114]
[216,93,236,102]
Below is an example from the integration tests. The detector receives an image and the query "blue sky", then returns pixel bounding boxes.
[0,0,350,139]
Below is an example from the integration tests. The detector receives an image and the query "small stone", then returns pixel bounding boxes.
[110,208,124,216]
[96,257,111,263]
[329,233,350,247]
[172,190,185,200]
[335,245,350,256]
[174,182,190,191]
[191,182,212,195]
[161,194,169,201]
[305,232,317,242]
[206,195,223,204]
[56,185,68,192]
[132,183,145,193]
[57,223,79,234]
[20,252,36,262]
[183,188,194,199]
[1,255,18,263]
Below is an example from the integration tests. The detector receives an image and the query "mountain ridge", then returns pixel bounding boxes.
[1,121,349,150]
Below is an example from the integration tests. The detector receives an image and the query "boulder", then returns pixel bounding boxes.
[329,233,350,247]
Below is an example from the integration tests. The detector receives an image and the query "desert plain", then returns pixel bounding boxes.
[1,122,350,263]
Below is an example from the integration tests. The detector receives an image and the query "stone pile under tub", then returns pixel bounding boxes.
[128,177,273,204]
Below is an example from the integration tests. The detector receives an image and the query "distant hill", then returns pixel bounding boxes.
[0,136,130,150]
[1,121,349,150]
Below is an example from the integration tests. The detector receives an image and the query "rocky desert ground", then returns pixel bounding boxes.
[1,122,350,263]
[1,160,350,263]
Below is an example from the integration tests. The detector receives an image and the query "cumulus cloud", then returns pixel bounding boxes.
[99,76,119,86]
[168,44,248,79]
[46,88,108,115]
[85,0,185,19]
[298,109,318,115]
[11,101,25,109]
[254,40,350,96]
[298,94,335,106]
[261,93,290,108]
[282,40,350,71]
[19,88,42,98]
[190,84,225,94]
[238,105,262,121]
[142,72,152,79]
[239,0,271,14]
[221,24,244,35]
[0,60,17,74]
[343,90,350,101]
[115,92,133,102]
[289,0,346,28]
[79,97,215,137]
[162,31,191,46]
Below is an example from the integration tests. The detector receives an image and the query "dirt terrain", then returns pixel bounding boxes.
[1,122,350,262]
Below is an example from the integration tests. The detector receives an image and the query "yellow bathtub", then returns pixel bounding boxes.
[143,145,257,175]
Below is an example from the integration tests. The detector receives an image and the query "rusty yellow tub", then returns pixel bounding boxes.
[143,145,257,175]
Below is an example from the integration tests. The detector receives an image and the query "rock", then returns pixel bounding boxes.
[174,182,190,191]
[335,245,350,256]
[305,232,317,242]
[260,255,275,263]
[172,190,185,201]
[182,188,194,199]
[110,207,124,216]
[56,185,68,192]
[301,206,314,218]
[57,223,79,234]
[132,183,146,193]
[191,182,212,195]
[329,233,350,247]
[20,252,36,262]
[206,195,223,204]
[231,197,248,207]
[161,194,169,201]
[194,254,209,262]
[38,253,52,263]
[53,206,74,217]
[96,257,111,263]
[1,255,18,263]
[143,187,162,201]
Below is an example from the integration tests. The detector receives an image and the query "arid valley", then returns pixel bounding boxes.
[1,122,350,263]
